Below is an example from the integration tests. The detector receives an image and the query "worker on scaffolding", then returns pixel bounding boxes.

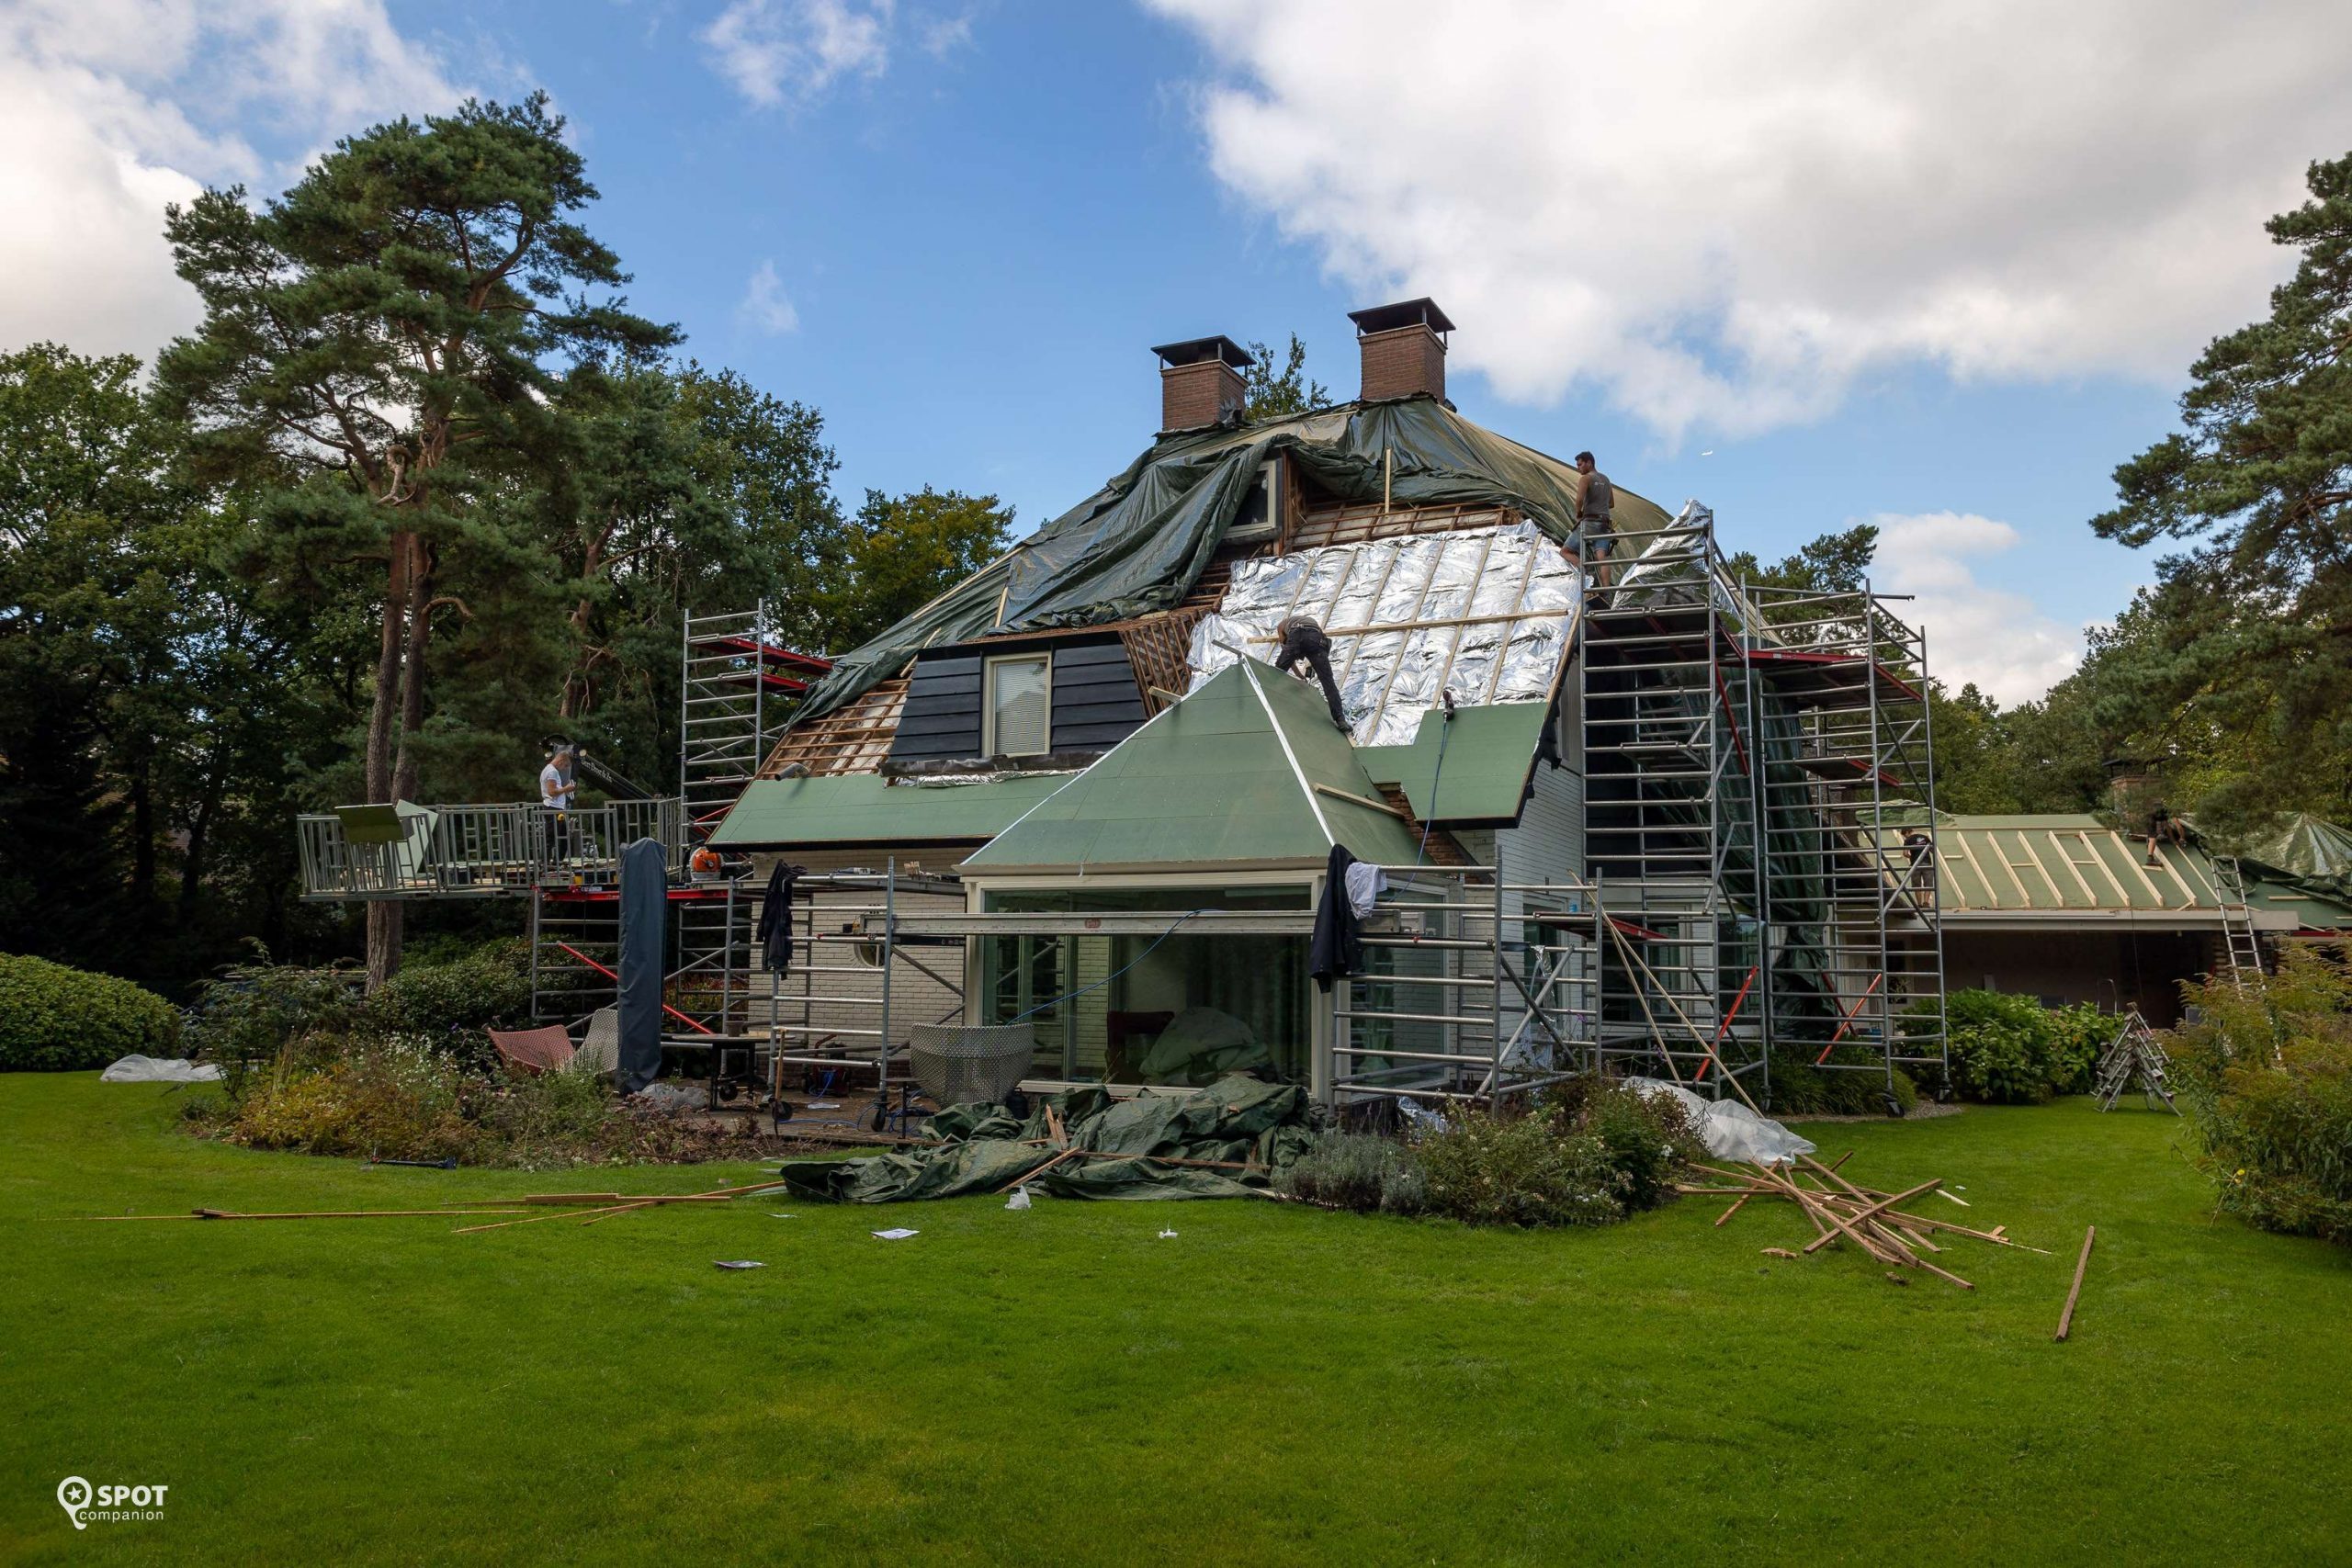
[1573,450,1616,594]
[540,740,576,863]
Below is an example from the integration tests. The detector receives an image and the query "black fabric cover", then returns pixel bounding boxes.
[755,861,802,974]
[1310,842,1363,993]
[616,838,667,1095]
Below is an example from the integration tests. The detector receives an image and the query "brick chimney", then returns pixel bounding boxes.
[1348,298,1454,403]
[1151,335,1253,433]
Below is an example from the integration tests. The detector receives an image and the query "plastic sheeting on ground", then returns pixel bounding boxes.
[100,1055,222,1083]
[1623,1077,1816,1168]
[778,1074,1323,1203]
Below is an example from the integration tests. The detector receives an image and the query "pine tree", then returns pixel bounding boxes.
[155,95,673,984]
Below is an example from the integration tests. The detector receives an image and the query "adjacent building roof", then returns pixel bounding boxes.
[959,661,1424,875]
[1926,813,2352,932]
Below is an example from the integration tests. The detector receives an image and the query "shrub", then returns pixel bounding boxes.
[2171,950,2352,1246]
[1277,1130,1426,1213]
[1413,1106,1631,1227]
[0,953,181,1072]
[228,1035,476,1160]
[1927,989,2113,1104]
[2044,1003,2112,1097]
[364,942,531,1059]
[1767,1047,1922,1116]
[185,955,367,1100]
[1575,1077,1704,1213]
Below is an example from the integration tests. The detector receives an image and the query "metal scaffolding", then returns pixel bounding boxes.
[760,865,969,1121]
[1329,862,1600,1105]
[1578,508,1752,1090]
[1738,580,1945,1094]
[1577,503,1946,1103]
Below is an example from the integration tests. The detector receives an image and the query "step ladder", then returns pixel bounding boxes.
[2094,1010,2177,1113]
[2211,853,2265,987]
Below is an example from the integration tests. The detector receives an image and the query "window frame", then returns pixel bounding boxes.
[983,652,1053,757]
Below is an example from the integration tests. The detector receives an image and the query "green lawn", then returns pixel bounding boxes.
[4,1076,2347,1565]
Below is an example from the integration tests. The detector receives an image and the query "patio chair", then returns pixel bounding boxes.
[487,1024,576,1076]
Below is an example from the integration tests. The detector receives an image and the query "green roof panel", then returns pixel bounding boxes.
[710,772,1072,850]
[963,662,1424,874]
[1358,701,1549,824]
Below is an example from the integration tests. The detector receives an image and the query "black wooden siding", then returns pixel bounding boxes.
[888,654,983,762]
[885,638,1149,764]
[1048,641,1149,750]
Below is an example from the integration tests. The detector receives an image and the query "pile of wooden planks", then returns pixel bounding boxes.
[83,1177,797,1235]
[1679,1152,2048,1290]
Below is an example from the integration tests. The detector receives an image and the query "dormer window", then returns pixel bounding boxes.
[1225,457,1283,545]
[985,654,1051,757]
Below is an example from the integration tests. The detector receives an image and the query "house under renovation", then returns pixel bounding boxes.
[699,300,1951,1110]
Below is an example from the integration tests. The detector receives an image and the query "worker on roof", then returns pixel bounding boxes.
[1574,450,1616,591]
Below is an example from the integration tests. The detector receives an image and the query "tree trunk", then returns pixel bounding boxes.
[363,534,415,990]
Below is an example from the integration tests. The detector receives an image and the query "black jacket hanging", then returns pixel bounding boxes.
[755,861,804,974]
[1310,842,1363,993]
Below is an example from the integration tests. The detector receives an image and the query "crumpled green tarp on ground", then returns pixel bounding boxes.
[792,396,1677,724]
[778,1075,1324,1203]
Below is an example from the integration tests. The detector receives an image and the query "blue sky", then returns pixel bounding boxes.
[9,1,2346,700]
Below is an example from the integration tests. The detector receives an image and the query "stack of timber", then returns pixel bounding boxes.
[1680,1153,2049,1290]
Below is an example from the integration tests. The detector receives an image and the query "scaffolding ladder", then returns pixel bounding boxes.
[2212,854,2265,986]
[680,603,787,854]
[529,888,622,1028]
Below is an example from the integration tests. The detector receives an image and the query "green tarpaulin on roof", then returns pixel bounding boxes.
[794,395,1674,724]
[1357,702,1550,824]
[2211,812,2352,906]
[708,772,1072,850]
[960,661,1423,874]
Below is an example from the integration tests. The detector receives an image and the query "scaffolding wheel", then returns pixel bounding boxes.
[869,1098,888,1134]
[1881,1091,1906,1119]
[769,1098,793,1130]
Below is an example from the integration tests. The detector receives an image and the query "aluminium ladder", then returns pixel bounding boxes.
[2094,1010,2177,1113]
[2211,854,2265,987]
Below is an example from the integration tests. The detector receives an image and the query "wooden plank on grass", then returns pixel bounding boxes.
[2055,1225,2097,1341]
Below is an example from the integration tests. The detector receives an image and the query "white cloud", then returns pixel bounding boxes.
[916,9,976,59]
[1870,512,2081,705]
[738,259,801,333]
[0,1,463,362]
[701,0,893,109]
[1148,0,2352,441]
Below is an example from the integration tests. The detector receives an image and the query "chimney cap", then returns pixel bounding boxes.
[1348,298,1455,337]
[1151,335,1255,371]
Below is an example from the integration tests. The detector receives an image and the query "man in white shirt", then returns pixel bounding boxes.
[540,742,575,861]
[540,743,576,811]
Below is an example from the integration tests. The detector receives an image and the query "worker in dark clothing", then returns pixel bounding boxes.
[1574,450,1617,593]
[1273,615,1350,731]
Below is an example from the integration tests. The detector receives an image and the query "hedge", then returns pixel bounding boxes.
[0,953,182,1072]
